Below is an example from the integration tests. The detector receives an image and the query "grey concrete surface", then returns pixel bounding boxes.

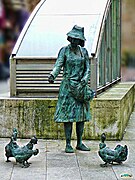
[0,80,135,180]
[0,79,10,98]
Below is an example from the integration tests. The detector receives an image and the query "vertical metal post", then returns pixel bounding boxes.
[101,31,106,86]
[10,57,16,97]
[117,0,121,78]
[106,7,112,83]
[112,0,117,80]
[90,56,97,94]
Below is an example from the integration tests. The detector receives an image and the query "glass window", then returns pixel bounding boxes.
[13,0,108,58]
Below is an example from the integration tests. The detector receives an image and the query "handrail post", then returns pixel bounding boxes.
[90,56,97,96]
[10,57,16,97]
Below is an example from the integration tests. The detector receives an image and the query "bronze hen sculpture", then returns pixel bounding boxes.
[98,133,128,167]
[5,129,39,168]
[12,136,39,167]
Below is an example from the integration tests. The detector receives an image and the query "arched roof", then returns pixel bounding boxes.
[12,0,109,58]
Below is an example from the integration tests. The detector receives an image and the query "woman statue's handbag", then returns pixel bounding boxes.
[68,80,95,102]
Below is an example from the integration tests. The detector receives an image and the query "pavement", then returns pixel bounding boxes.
[0,80,135,180]
[0,79,10,98]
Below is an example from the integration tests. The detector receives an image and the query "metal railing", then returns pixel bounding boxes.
[90,0,121,95]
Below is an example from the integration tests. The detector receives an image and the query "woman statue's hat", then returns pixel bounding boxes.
[67,25,86,41]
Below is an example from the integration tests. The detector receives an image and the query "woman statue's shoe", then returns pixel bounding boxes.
[65,144,74,153]
[76,143,90,151]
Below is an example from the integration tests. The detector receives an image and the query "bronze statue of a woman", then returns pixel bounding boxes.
[48,25,94,153]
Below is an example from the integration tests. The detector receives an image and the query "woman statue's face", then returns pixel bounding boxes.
[70,38,80,48]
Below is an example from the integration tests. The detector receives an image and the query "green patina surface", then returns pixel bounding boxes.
[0,82,134,140]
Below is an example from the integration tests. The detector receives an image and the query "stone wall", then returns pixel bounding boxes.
[90,82,135,140]
[0,82,134,140]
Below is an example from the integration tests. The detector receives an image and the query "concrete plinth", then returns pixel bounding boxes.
[0,82,134,140]
[91,82,135,140]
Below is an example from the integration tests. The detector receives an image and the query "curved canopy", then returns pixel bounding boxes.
[12,0,109,58]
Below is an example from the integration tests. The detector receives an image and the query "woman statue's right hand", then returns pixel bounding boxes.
[48,74,54,83]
